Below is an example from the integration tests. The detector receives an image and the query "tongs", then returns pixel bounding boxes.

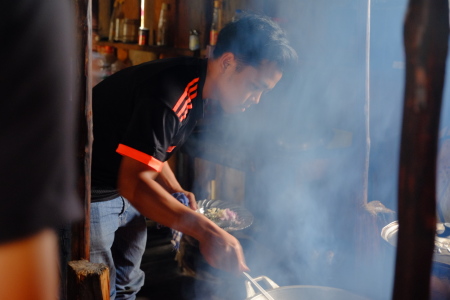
[243,272,275,300]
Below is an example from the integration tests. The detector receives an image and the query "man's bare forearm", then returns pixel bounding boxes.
[118,156,219,242]
[155,161,184,193]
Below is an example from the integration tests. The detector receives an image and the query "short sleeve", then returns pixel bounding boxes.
[117,92,180,172]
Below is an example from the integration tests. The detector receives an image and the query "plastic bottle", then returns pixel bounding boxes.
[156,3,169,46]
[189,29,200,51]
[92,51,112,86]
[232,9,243,22]
[209,1,220,46]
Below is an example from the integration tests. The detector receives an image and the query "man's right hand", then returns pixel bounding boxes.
[118,157,249,275]
[198,228,249,276]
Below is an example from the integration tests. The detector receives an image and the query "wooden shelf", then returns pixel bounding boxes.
[96,41,201,57]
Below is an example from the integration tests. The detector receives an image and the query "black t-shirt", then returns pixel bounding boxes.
[91,57,207,201]
[0,0,82,243]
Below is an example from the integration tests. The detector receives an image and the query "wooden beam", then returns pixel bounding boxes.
[394,0,449,299]
[68,260,110,300]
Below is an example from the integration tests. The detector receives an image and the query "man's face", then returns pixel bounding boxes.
[215,57,283,113]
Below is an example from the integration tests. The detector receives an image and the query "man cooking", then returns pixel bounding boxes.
[90,13,298,300]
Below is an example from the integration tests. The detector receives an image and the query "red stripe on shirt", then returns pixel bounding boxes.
[166,146,176,153]
[116,144,164,172]
[172,78,199,121]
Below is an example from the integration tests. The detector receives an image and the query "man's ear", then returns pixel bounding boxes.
[219,52,236,72]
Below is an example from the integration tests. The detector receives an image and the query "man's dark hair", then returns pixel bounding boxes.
[213,13,298,72]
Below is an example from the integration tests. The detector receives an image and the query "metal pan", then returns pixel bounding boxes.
[244,275,369,300]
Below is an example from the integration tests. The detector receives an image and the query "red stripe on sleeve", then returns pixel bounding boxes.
[116,144,164,172]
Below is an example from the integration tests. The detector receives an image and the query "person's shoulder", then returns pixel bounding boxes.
[94,57,198,89]
[135,56,202,69]
[149,57,204,87]
[152,57,205,108]
[150,56,204,75]
[119,57,203,83]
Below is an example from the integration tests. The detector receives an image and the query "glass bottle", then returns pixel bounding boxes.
[111,0,125,42]
[156,3,169,46]
[209,0,220,46]
[108,0,119,41]
[138,0,149,45]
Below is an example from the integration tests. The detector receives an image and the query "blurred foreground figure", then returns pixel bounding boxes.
[91,13,297,299]
[0,1,82,299]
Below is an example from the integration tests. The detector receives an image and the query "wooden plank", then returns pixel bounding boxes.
[123,0,140,19]
[175,0,207,49]
[393,0,449,299]
[67,260,110,300]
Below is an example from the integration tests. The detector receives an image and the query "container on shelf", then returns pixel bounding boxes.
[209,0,220,46]
[156,3,169,46]
[122,19,139,43]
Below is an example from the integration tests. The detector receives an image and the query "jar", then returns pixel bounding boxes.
[189,30,200,51]
[122,19,139,43]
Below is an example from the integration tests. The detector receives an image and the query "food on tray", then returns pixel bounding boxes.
[204,207,241,225]
[196,199,253,231]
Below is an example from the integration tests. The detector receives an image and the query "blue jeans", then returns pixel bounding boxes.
[90,196,146,300]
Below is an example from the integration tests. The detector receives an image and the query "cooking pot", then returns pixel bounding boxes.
[381,221,450,265]
[244,275,369,300]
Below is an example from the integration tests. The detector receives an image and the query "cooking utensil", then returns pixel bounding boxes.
[243,272,274,300]
[244,275,370,300]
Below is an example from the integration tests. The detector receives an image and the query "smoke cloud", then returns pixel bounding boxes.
[185,0,450,299]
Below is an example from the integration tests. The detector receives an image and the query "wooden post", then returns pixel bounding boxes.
[393,0,449,299]
[73,0,93,264]
[68,260,110,300]
[67,1,110,300]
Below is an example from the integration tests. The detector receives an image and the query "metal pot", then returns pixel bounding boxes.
[244,276,369,300]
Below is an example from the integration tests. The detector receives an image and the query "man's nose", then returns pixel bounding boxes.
[252,92,263,104]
